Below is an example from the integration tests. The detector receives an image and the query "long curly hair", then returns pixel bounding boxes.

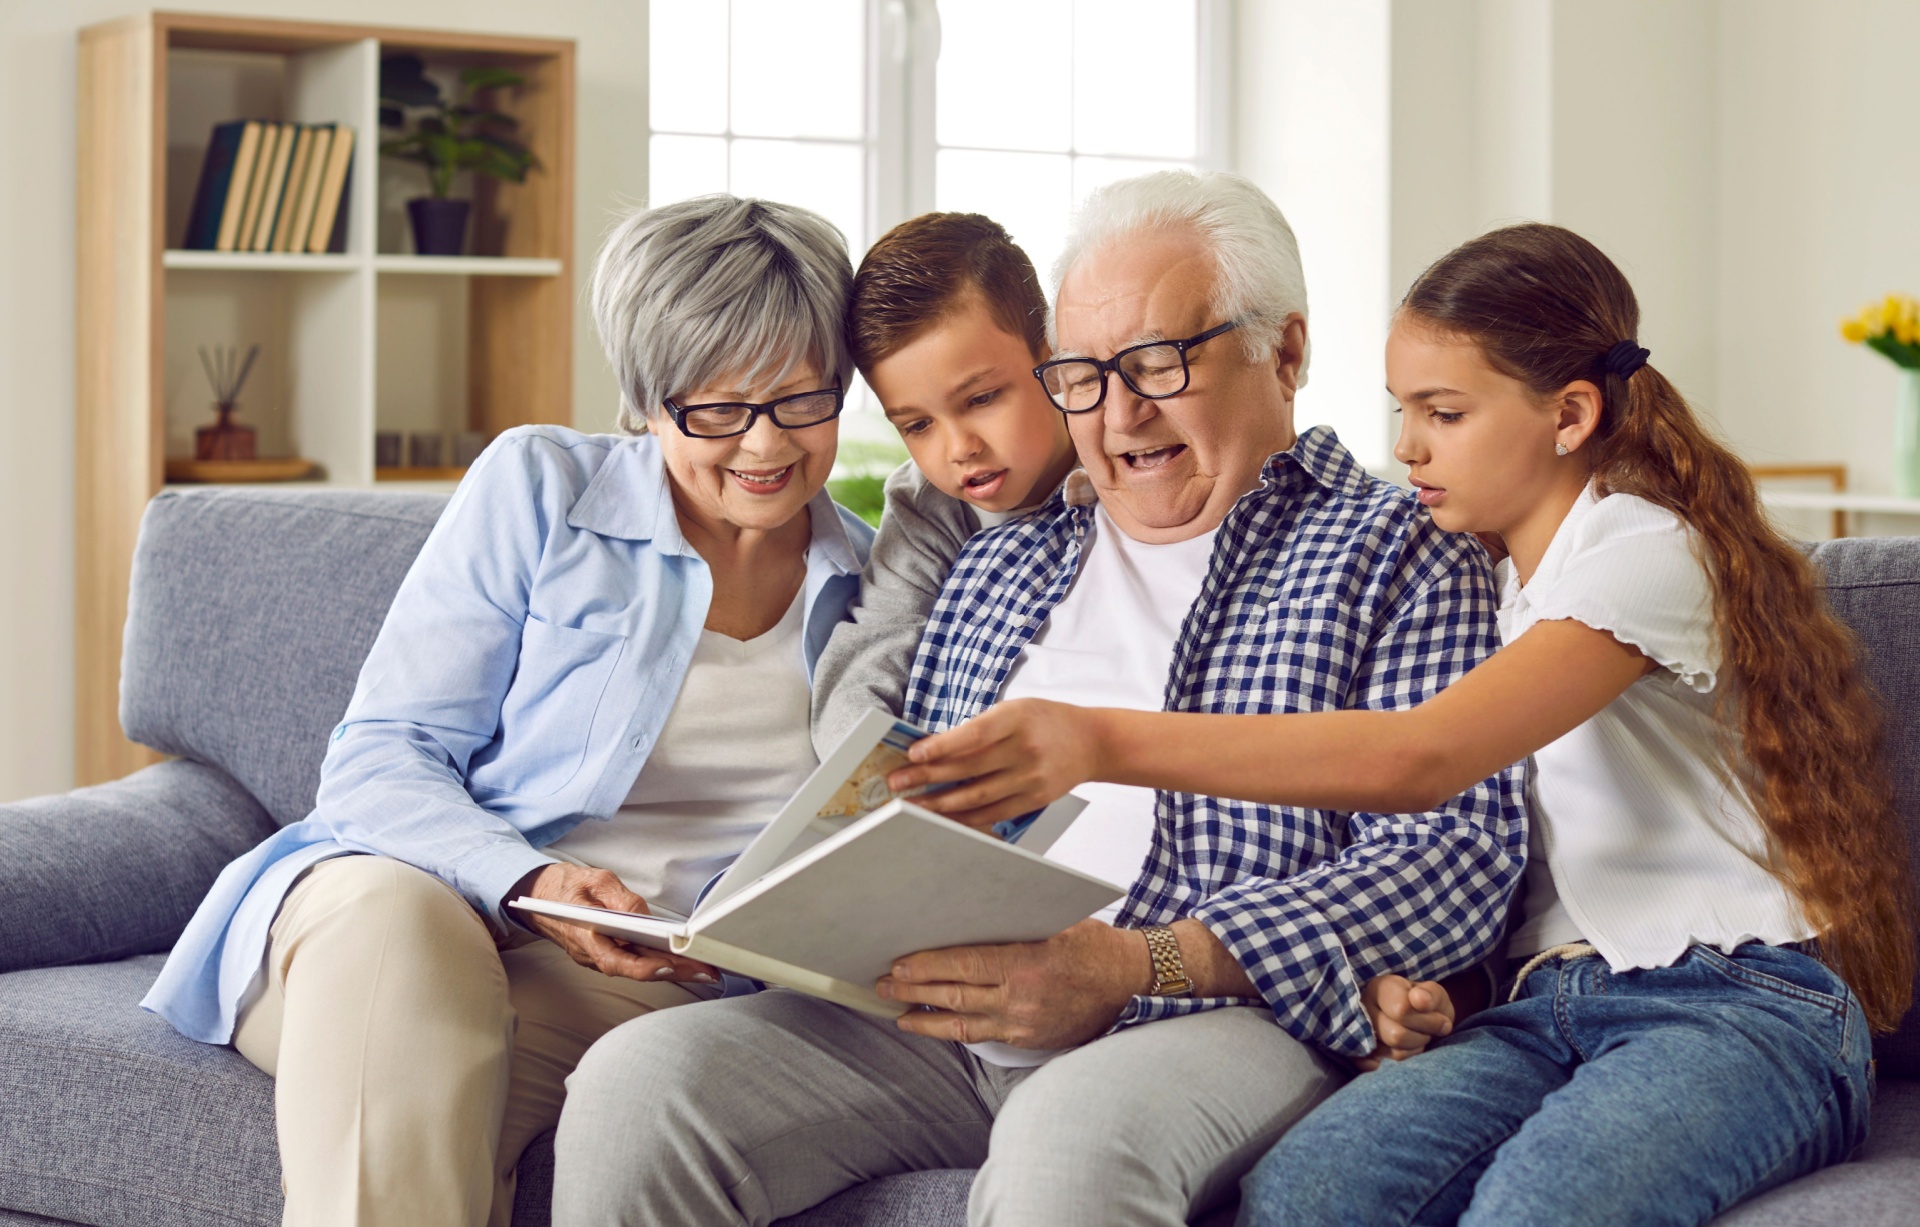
[1403,223,1915,1032]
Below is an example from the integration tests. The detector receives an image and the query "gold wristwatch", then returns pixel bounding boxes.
[1142,925,1193,997]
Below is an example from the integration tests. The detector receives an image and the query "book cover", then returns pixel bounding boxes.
[270,125,317,252]
[233,122,281,253]
[182,121,246,250]
[307,125,354,254]
[248,122,300,252]
[283,125,333,255]
[213,121,264,253]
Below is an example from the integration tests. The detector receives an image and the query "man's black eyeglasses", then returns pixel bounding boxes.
[1032,320,1242,414]
[662,386,845,439]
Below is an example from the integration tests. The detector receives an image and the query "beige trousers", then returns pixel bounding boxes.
[232,854,697,1227]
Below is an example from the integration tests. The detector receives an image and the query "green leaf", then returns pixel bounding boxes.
[460,66,526,91]
[1867,334,1920,370]
[448,106,520,130]
[827,474,888,527]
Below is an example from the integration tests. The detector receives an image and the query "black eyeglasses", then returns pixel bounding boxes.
[661,385,845,439]
[1032,320,1242,413]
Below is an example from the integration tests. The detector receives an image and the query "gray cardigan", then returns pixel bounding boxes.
[810,461,981,755]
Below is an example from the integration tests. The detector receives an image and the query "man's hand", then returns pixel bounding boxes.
[885,698,1104,831]
[877,919,1149,1049]
[1354,974,1455,1072]
[510,863,716,985]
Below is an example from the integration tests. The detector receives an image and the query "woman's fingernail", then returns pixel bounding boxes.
[691,973,718,984]
[653,966,676,978]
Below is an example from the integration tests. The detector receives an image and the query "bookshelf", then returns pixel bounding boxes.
[77,12,576,785]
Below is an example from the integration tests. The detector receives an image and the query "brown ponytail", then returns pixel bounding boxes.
[1404,223,1915,1032]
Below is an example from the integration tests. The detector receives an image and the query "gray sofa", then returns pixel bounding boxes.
[3,487,1918,1227]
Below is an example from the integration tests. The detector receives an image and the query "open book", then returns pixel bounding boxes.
[512,710,1114,1017]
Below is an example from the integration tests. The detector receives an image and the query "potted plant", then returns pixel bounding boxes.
[1840,293,1920,497]
[379,55,536,256]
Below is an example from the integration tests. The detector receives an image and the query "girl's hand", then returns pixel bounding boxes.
[1354,974,1455,1072]
[513,863,717,985]
[884,698,1103,831]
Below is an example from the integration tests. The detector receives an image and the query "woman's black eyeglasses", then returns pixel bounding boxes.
[1032,320,1241,413]
[661,386,845,439]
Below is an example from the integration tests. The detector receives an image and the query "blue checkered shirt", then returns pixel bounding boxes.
[901,426,1526,1057]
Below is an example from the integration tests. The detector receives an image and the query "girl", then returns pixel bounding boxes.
[885,222,1914,1225]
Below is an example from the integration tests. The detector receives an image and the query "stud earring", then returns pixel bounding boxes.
[1555,443,1570,456]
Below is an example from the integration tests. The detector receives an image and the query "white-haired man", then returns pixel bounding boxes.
[551,172,1526,1226]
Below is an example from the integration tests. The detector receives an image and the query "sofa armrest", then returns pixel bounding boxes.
[0,758,277,972]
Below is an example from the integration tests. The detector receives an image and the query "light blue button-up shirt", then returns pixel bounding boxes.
[143,426,872,1044]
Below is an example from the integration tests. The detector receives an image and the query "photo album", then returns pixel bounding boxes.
[512,710,1117,1016]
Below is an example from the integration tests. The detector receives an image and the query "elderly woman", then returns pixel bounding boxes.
[142,195,871,1227]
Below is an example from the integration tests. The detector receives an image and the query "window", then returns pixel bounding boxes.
[646,0,1229,457]
[648,0,1227,271]
[647,0,871,249]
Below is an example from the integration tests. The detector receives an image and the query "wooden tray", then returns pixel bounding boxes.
[165,457,317,483]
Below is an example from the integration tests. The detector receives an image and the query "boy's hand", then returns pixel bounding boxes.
[1355,974,1455,1072]
[885,698,1102,831]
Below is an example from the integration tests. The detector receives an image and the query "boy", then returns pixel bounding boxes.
[812,213,1077,754]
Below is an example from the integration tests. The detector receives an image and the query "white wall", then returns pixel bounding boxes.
[1236,0,1393,468]
[1715,0,1920,505]
[0,0,642,803]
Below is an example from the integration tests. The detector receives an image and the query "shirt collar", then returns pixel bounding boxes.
[565,432,861,577]
[1264,425,1372,495]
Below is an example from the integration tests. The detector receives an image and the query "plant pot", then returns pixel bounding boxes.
[407,197,471,256]
[1899,369,1920,499]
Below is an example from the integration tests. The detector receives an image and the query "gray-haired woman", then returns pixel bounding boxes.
[144,195,872,1227]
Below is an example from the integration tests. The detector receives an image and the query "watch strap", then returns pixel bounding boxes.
[1142,924,1193,997]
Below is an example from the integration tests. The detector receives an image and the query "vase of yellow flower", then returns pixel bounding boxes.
[1840,293,1920,497]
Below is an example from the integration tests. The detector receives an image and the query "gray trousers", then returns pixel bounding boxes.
[552,990,1344,1227]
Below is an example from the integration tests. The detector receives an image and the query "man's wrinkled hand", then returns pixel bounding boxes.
[1353,974,1455,1072]
[511,863,716,985]
[884,698,1103,831]
[875,919,1146,1050]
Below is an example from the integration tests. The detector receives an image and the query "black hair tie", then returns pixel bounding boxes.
[1605,340,1650,381]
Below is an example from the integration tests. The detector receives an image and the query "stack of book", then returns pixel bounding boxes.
[180,121,355,254]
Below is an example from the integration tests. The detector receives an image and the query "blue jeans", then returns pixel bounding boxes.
[1238,943,1873,1227]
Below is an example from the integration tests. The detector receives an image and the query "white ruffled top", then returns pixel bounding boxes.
[1499,483,1815,969]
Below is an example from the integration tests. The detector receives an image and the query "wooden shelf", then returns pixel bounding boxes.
[163,249,359,271]
[1761,490,1920,516]
[374,255,562,276]
[376,465,469,482]
[77,12,576,786]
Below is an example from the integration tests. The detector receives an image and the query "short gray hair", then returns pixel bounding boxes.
[591,195,854,433]
[1052,170,1310,385]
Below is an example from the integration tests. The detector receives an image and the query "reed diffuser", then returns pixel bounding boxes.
[195,344,260,461]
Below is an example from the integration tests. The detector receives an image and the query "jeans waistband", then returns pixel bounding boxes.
[1502,939,1824,1003]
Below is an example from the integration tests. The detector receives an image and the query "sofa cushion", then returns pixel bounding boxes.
[0,956,526,1227]
[1713,1078,1920,1224]
[120,489,450,827]
[1810,537,1920,1074]
[0,761,276,974]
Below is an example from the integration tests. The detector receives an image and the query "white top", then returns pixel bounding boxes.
[972,504,1217,1067]
[1498,484,1814,968]
[547,587,818,918]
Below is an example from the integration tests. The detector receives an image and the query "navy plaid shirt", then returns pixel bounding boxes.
[901,426,1526,1057]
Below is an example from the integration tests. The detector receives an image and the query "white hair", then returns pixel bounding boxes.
[590,195,853,434]
[1051,170,1310,384]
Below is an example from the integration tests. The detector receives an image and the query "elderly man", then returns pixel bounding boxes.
[552,172,1525,1227]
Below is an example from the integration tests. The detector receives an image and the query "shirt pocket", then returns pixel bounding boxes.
[468,615,626,799]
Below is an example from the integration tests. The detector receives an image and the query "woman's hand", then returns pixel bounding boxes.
[513,863,717,985]
[884,698,1104,831]
[1354,974,1456,1072]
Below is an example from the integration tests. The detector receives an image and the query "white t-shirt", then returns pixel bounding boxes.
[1500,484,1815,967]
[971,504,1217,1067]
[547,587,818,917]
